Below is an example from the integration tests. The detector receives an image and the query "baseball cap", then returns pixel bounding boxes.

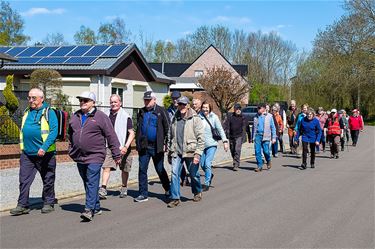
[234,103,242,110]
[171,91,181,99]
[143,91,156,100]
[76,91,96,102]
[331,108,337,113]
[177,96,189,105]
[352,109,358,113]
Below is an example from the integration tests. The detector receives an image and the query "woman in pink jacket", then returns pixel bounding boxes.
[348,109,364,147]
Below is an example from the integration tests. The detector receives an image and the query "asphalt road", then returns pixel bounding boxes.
[1,127,374,248]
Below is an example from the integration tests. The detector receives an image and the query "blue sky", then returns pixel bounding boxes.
[10,0,345,51]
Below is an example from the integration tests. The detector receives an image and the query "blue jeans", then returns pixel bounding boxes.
[200,146,217,186]
[138,146,170,197]
[254,134,271,169]
[170,156,202,200]
[77,163,102,211]
[271,137,279,156]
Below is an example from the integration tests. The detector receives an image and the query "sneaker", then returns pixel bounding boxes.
[41,204,54,214]
[119,187,128,198]
[254,167,262,172]
[167,200,180,208]
[267,161,272,170]
[311,164,315,169]
[330,154,334,159]
[274,153,278,158]
[193,192,202,202]
[94,209,102,215]
[98,187,107,200]
[300,164,307,170]
[233,166,239,171]
[80,209,93,221]
[134,195,148,202]
[335,154,339,159]
[10,205,30,216]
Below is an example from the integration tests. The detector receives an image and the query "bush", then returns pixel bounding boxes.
[163,94,172,109]
[3,75,19,115]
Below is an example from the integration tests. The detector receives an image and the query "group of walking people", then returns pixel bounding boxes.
[9,88,364,222]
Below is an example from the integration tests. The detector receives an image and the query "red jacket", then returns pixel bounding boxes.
[348,115,363,130]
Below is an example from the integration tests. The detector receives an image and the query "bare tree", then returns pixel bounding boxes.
[198,66,249,117]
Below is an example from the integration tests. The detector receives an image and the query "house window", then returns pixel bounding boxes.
[194,70,204,77]
[112,87,124,102]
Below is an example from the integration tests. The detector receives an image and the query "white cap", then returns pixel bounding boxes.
[331,108,337,113]
[76,91,96,102]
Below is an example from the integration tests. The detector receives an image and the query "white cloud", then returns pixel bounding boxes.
[211,15,251,25]
[21,7,66,17]
[180,30,192,36]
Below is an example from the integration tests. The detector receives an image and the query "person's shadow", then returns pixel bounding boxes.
[282,164,302,170]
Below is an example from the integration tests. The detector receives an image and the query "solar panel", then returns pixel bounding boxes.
[18,47,43,56]
[37,57,68,64]
[65,56,97,64]
[67,46,92,56]
[34,47,59,57]
[8,57,42,64]
[6,47,27,56]
[50,46,76,56]
[0,47,11,53]
[84,45,109,56]
[101,45,128,57]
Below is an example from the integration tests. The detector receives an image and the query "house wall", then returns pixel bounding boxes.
[180,46,249,104]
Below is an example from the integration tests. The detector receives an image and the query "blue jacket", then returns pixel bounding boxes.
[199,112,228,148]
[295,117,322,143]
[22,102,58,155]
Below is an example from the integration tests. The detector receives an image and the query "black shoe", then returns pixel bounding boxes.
[41,204,54,214]
[10,205,30,216]
[209,173,214,186]
[80,209,93,222]
[311,164,315,168]
[300,164,307,170]
[203,185,209,192]
[335,154,339,159]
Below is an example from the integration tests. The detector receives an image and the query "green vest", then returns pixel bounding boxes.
[19,108,56,152]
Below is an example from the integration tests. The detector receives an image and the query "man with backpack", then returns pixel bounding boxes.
[324,109,344,159]
[10,88,58,216]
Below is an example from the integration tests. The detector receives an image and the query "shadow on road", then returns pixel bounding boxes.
[282,164,301,170]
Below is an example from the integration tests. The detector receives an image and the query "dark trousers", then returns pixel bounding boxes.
[18,152,56,207]
[316,133,326,152]
[351,130,360,145]
[229,136,243,168]
[77,163,101,211]
[302,141,316,166]
[278,134,284,153]
[328,135,341,156]
[138,146,170,197]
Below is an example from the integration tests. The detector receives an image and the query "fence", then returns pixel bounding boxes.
[0,105,139,145]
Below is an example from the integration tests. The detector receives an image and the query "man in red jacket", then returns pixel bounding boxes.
[348,109,364,147]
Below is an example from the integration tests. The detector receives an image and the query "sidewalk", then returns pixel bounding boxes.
[0,142,255,212]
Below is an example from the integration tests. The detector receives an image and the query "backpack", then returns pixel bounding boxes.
[43,107,68,141]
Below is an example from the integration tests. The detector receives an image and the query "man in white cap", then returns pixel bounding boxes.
[68,91,121,221]
[324,108,344,159]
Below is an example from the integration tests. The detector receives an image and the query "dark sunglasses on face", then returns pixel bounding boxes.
[27,96,39,101]
[178,103,187,106]
[79,98,91,103]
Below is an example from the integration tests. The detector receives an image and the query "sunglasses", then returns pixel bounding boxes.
[178,103,187,106]
[27,96,39,101]
[79,98,91,103]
